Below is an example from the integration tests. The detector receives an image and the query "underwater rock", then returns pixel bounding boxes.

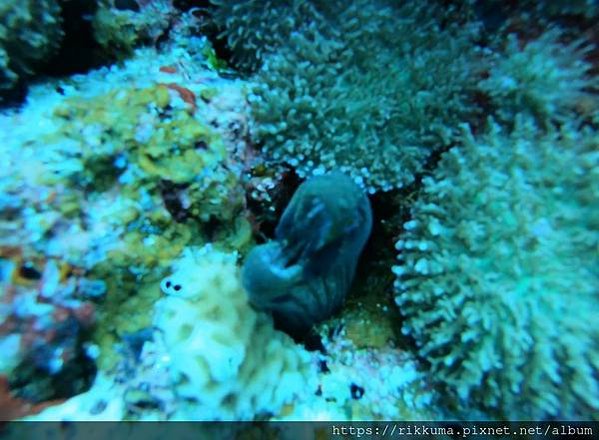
[0,258,98,407]
[92,0,176,58]
[242,173,372,336]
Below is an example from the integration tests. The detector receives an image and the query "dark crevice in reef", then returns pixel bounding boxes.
[243,166,302,244]
[208,33,235,74]
[172,0,212,13]
[8,335,97,404]
[346,191,403,299]
[343,144,456,349]
[189,1,236,70]
[301,331,327,353]
[285,325,327,348]
[0,83,28,108]
[41,0,106,78]
[159,180,191,223]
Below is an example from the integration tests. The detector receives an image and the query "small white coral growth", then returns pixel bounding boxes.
[480,28,598,121]
[155,245,315,420]
[281,334,438,421]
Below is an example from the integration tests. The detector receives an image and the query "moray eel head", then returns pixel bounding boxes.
[241,173,372,336]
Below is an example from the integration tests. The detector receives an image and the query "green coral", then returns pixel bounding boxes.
[209,0,321,72]
[92,0,175,57]
[47,84,249,367]
[51,85,237,221]
[0,0,63,96]
[393,114,599,419]
[201,44,228,71]
[248,0,482,191]
[479,28,598,123]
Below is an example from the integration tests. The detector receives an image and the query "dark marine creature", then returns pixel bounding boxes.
[242,173,372,336]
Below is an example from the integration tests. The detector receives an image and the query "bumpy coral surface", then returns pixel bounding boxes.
[0,0,63,97]
[209,0,321,72]
[93,0,177,57]
[480,28,598,123]
[247,0,482,191]
[394,115,599,419]
[278,324,439,421]
[0,26,254,401]
[156,245,316,420]
[15,249,317,423]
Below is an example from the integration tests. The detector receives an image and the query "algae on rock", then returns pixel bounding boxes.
[92,0,176,58]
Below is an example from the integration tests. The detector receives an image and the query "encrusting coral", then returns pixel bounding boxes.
[0,23,253,376]
[393,114,599,419]
[45,82,247,366]
[92,0,177,58]
[156,245,316,420]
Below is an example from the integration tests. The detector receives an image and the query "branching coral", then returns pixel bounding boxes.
[479,28,598,123]
[248,0,482,191]
[393,115,599,419]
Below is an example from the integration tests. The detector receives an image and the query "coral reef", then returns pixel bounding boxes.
[92,0,177,58]
[0,25,255,410]
[278,325,439,421]
[209,0,321,72]
[0,256,99,405]
[19,243,327,422]
[0,0,63,98]
[527,0,599,18]
[0,0,597,425]
[242,173,372,336]
[246,0,482,191]
[156,245,316,420]
[393,115,599,419]
[479,28,598,123]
